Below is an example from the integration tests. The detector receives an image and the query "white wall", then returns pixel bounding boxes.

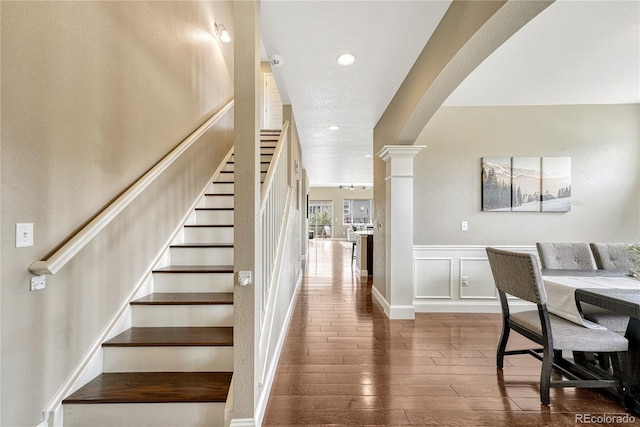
[414,104,640,245]
[1,2,234,425]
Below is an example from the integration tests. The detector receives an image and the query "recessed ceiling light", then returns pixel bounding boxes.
[328,125,340,130]
[337,53,356,66]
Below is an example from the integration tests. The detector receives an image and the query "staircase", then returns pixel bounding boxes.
[62,131,279,426]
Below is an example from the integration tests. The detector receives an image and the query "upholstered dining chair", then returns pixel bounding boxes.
[536,242,597,270]
[590,243,636,271]
[536,242,628,333]
[486,247,628,405]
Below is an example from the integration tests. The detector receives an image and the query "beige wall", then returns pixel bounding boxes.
[414,104,640,245]
[1,2,234,425]
[308,187,374,239]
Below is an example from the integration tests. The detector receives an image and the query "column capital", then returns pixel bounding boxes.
[376,145,426,162]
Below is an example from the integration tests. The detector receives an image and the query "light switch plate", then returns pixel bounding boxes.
[16,223,34,247]
[238,271,252,286]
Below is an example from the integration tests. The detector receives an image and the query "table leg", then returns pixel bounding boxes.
[625,318,640,411]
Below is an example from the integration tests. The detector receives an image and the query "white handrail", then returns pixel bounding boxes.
[29,100,235,276]
[260,122,289,213]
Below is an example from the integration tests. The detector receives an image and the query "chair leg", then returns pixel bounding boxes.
[540,345,553,405]
[497,323,510,369]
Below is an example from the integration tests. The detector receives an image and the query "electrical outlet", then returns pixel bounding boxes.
[460,221,468,231]
[31,275,46,291]
[461,276,469,286]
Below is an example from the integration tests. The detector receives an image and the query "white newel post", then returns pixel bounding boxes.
[377,145,425,319]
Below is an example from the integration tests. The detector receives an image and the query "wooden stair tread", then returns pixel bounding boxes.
[104,327,233,347]
[63,372,232,404]
[170,243,233,248]
[184,224,233,228]
[153,265,234,273]
[132,292,233,305]
[226,161,271,164]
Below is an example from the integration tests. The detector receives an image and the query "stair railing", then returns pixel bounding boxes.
[260,121,290,322]
[28,100,234,276]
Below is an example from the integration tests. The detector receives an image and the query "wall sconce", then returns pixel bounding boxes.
[215,23,231,43]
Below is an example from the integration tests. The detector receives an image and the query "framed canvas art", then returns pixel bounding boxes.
[481,157,512,211]
[541,157,571,212]
[511,157,541,212]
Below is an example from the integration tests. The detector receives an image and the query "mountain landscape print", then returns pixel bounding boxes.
[482,157,512,211]
[512,157,541,211]
[481,156,571,212]
[542,157,572,212]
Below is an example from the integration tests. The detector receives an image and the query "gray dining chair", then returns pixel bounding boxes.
[536,242,628,333]
[536,242,597,270]
[486,247,628,405]
[590,243,636,271]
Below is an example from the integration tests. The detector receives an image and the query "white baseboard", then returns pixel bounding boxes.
[229,419,256,427]
[388,305,415,319]
[414,299,535,313]
[371,285,390,317]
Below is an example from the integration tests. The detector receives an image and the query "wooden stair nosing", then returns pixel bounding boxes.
[131,292,233,305]
[153,265,234,274]
[183,224,233,228]
[103,326,233,347]
[62,372,232,404]
[195,207,234,211]
[204,193,234,196]
[225,161,271,165]
[170,243,233,249]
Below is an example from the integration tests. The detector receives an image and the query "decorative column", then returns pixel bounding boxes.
[376,145,425,319]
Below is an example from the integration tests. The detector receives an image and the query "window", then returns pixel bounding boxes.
[308,200,333,237]
[343,199,373,225]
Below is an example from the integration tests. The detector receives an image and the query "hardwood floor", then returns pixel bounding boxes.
[262,240,633,426]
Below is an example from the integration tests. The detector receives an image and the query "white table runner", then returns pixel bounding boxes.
[543,276,640,329]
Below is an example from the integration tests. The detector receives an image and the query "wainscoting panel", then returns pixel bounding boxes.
[414,257,453,299]
[459,257,496,299]
[413,245,537,312]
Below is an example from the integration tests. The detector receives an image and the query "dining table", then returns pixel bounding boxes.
[541,269,640,412]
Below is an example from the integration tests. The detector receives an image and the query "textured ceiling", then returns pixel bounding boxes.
[261,1,640,187]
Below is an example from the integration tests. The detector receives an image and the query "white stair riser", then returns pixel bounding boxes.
[221,163,234,172]
[261,148,275,155]
[152,273,233,293]
[218,172,234,181]
[184,227,234,244]
[132,305,233,327]
[196,210,234,224]
[170,247,233,265]
[103,346,233,372]
[209,183,234,194]
[64,402,225,427]
[201,195,234,209]
[228,158,269,172]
